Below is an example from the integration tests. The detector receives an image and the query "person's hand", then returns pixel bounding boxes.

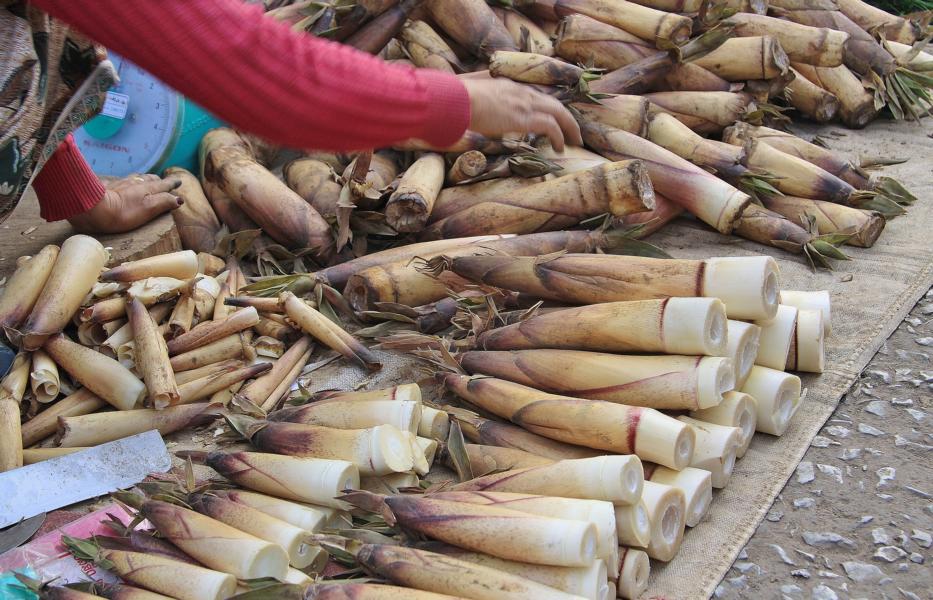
[460,78,583,152]
[68,174,183,234]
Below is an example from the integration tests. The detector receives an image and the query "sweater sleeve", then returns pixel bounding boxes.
[31,0,471,152]
[32,134,106,221]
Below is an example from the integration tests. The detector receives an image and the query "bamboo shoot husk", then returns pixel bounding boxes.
[617,548,650,600]
[0,244,59,335]
[428,490,618,577]
[253,336,284,358]
[173,358,242,386]
[787,309,825,373]
[21,447,85,464]
[418,406,450,439]
[780,290,831,334]
[170,333,251,372]
[345,229,625,310]
[198,253,225,277]
[282,292,380,370]
[306,583,463,600]
[646,112,746,176]
[313,383,422,404]
[693,36,790,80]
[492,8,555,56]
[741,366,802,436]
[660,63,733,93]
[476,298,727,357]
[620,192,685,235]
[784,67,841,122]
[96,549,236,600]
[187,493,322,569]
[21,388,105,447]
[423,542,609,600]
[168,296,195,338]
[405,432,431,475]
[359,472,421,493]
[0,352,30,470]
[30,349,60,404]
[126,298,178,408]
[80,297,127,324]
[451,410,602,460]
[141,500,288,579]
[262,346,313,411]
[754,304,798,370]
[270,400,421,434]
[431,179,548,223]
[401,20,460,73]
[489,51,586,86]
[554,15,654,70]
[384,495,597,567]
[528,0,693,46]
[728,13,848,67]
[206,451,358,509]
[177,362,271,405]
[126,277,187,306]
[792,62,877,128]
[416,436,438,471]
[205,143,333,255]
[645,465,713,528]
[645,92,755,136]
[441,373,695,470]
[224,297,284,313]
[446,443,556,474]
[164,167,220,253]
[836,0,921,44]
[676,417,741,488]
[283,158,341,219]
[254,317,298,341]
[229,416,414,476]
[167,306,259,356]
[461,349,734,411]
[19,235,108,350]
[691,390,758,457]
[44,334,145,410]
[762,195,884,247]
[355,544,583,600]
[442,253,781,320]
[422,161,655,239]
[214,489,337,532]
[614,501,652,547]
[427,0,518,58]
[636,480,686,561]
[569,96,650,137]
[386,154,445,233]
[101,251,198,283]
[447,151,488,184]
[57,402,216,447]
[232,334,311,408]
[452,455,643,505]
[581,121,750,233]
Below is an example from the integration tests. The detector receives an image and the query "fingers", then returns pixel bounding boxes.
[527,112,566,152]
[528,91,583,149]
[139,177,183,196]
[127,192,183,227]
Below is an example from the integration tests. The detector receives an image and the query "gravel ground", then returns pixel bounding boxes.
[716,287,933,600]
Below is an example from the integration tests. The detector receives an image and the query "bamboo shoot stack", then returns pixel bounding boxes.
[727,13,848,67]
[691,391,758,457]
[385,153,445,233]
[780,290,832,334]
[0,244,59,337]
[525,0,694,46]
[693,36,790,81]
[636,481,686,561]
[787,309,826,373]
[741,366,802,436]
[676,417,741,488]
[451,410,602,460]
[754,304,799,370]
[644,465,713,528]
[0,353,29,471]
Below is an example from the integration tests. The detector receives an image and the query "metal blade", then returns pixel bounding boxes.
[0,513,45,554]
[0,430,170,528]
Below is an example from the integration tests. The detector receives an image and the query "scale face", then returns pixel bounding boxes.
[73,52,182,177]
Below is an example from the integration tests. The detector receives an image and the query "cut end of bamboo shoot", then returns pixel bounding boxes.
[741,366,802,436]
[618,549,650,600]
[787,309,825,373]
[779,289,831,335]
[661,298,728,357]
[727,320,761,389]
[703,256,780,320]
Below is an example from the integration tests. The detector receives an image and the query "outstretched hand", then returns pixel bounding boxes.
[68,173,183,234]
[461,77,583,152]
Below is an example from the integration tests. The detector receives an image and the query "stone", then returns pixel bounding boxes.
[910,529,931,548]
[771,543,797,565]
[803,532,855,549]
[898,589,921,600]
[914,337,933,346]
[780,584,802,597]
[726,575,747,589]
[734,561,762,576]
[790,569,810,579]
[825,425,852,438]
[874,546,907,562]
[841,448,863,461]
[812,585,838,600]
[864,400,887,416]
[891,398,914,407]
[797,461,816,484]
[842,561,886,584]
[767,509,784,522]
[818,464,844,484]
[872,528,891,545]
[858,423,885,436]
[859,515,874,525]
[905,408,926,422]
[794,498,816,509]
[908,552,923,564]
[876,466,896,487]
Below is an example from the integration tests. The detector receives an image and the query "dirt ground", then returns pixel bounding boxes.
[716,287,933,600]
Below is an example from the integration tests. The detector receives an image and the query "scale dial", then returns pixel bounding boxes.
[73,52,182,177]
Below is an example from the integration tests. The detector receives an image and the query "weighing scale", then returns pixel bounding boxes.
[74,52,224,178]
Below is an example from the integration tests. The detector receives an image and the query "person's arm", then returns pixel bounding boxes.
[34,134,183,233]
[32,0,472,151]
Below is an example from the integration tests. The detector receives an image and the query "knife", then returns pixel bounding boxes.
[0,430,171,529]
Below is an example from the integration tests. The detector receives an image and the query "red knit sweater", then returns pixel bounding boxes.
[31,0,471,221]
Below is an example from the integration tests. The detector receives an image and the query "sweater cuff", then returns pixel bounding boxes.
[415,69,471,148]
[33,134,106,222]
